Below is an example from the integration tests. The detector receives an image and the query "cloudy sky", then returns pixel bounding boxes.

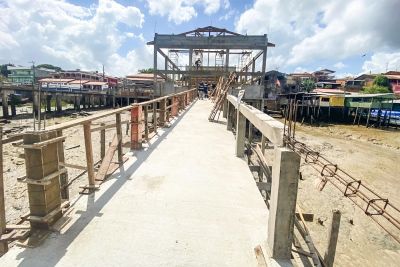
[0,0,399,77]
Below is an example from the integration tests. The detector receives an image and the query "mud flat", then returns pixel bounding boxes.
[295,123,400,266]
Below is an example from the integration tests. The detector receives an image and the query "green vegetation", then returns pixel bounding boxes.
[36,64,62,72]
[362,75,392,94]
[300,79,315,92]
[138,68,154,73]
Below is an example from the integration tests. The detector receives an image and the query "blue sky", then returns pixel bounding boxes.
[0,0,399,77]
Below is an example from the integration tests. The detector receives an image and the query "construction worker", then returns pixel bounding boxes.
[195,59,201,70]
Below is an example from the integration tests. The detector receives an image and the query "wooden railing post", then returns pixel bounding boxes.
[0,127,8,254]
[159,99,167,126]
[171,96,178,117]
[144,105,149,140]
[100,123,106,159]
[116,112,123,163]
[153,102,157,133]
[267,147,300,259]
[131,106,142,149]
[83,123,95,188]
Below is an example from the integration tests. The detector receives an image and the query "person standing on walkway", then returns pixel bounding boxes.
[198,82,204,100]
[204,83,209,99]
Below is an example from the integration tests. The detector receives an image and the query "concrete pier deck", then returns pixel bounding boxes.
[0,100,269,267]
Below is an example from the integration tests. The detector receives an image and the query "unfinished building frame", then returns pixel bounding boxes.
[147,26,275,88]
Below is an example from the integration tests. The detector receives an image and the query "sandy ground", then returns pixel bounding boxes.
[293,123,400,266]
[2,107,131,226]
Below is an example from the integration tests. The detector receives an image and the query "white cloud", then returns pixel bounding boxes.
[334,62,346,69]
[362,52,400,74]
[146,0,227,24]
[235,0,400,72]
[0,0,147,76]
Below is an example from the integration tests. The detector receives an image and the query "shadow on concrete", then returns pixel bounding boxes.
[13,100,198,267]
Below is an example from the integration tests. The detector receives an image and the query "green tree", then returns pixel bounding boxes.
[36,64,62,72]
[138,68,154,73]
[362,85,391,94]
[373,75,389,87]
[300,79,315,92]
[361,75,392,94]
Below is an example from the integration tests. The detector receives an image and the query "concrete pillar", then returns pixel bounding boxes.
[10,94,17,117]
[223,99,228,118]
[235,110,246,157]
[23,131,63,229]
[46,95,52,112]
[56,94,62,113]
[2,91,9,118]
[225,49,230,73]
[267,147,300,259]
[226,102,233,131]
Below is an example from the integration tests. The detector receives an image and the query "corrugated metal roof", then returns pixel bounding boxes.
[86,81,107,85]
[39,78,74,82]
[68,80,89,84]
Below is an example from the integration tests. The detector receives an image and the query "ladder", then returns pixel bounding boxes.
[208,72,237,121]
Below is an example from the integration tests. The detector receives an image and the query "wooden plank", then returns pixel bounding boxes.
[95,134,119,182]
[19,168,67,186]
[19,135,66,149]
[324,209,341,267]
[59,162,87,171]
[83,123,95,187]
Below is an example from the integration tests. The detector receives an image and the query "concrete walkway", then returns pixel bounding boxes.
[0,100,269,267]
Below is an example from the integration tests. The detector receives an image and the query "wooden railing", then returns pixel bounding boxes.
[0,88,197,254]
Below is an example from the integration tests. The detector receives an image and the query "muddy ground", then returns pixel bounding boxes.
[2,106,131,226]
[292,123,400,266]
